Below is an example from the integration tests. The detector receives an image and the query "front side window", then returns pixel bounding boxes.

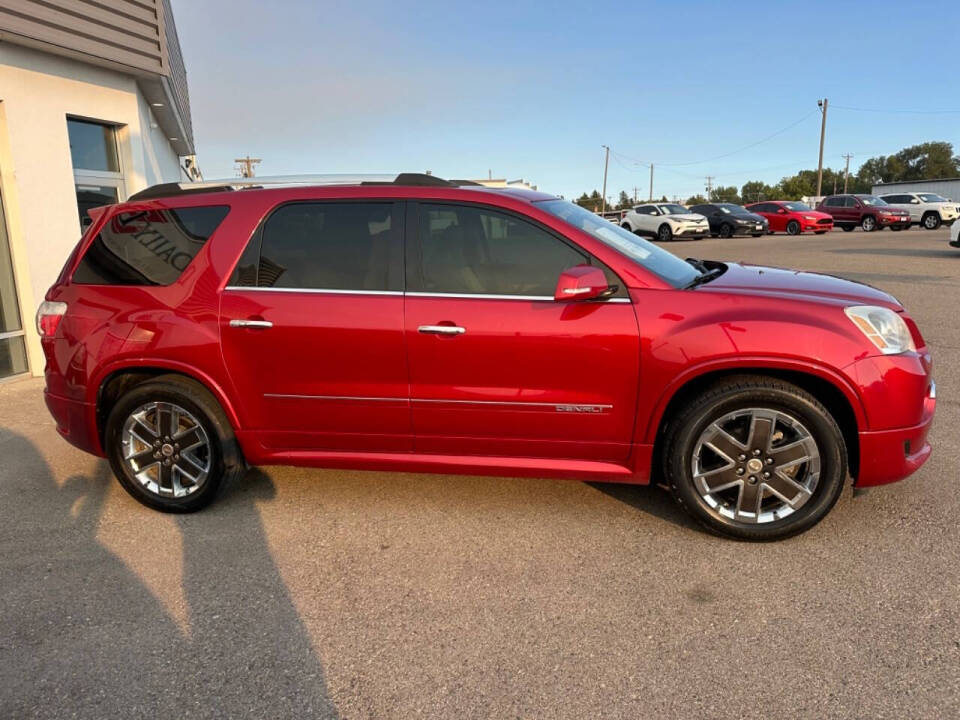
[413,203,587,296]
[73,206,230,286]
[859,196,887,206]
[783,202,811,212]
[918,193,948,203]
[536,199,699,288]
[68,118,124,229]
[240,202,401,291]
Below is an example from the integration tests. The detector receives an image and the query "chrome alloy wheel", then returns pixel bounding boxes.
[691,408,820,524]
[121,401,211,499]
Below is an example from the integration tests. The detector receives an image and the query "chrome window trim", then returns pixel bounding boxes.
[224,286,404,296]
[224,287,630,302]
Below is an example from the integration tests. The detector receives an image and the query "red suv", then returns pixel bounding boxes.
[817,194,911,232]
[38,174,935,540]
[744,200,834,235]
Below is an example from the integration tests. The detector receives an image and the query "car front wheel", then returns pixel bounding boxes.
[786,220,801,235]
[657,223,673,242]
[922,213,941,230]
[861,215,877,232]
[663,376,847,541]
[105,375,246,512]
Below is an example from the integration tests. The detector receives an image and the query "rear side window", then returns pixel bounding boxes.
[412,203,590,296]
[73,206,229,286]
[233,202,401,291]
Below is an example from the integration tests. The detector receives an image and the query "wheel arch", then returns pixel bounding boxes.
[94,362,243,449]
[648,364,863,483]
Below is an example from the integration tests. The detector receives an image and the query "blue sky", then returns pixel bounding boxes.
[171,0,959,201]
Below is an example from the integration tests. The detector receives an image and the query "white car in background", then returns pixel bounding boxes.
[621,202,710,242]
[877,191,960,230]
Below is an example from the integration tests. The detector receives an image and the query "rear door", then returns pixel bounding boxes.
[404,201,640,461]
[220,200,411,451]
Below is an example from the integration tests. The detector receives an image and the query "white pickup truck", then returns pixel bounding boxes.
[877,191,960,230]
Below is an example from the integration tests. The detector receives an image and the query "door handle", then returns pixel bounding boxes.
[418,324,465,335]
[229,319,273,329]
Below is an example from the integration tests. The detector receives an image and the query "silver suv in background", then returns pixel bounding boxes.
[877,191,960,230]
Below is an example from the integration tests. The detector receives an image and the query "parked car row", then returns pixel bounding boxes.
[606,192,957,240]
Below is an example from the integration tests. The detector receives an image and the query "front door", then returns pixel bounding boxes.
[404,201,640,461]
[220,200,411,451]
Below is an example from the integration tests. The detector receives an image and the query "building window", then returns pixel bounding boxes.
[0,188,28,379]
[67,118,124,229]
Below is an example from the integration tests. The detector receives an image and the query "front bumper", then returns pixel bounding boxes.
[802,220,833,232]
[44,390,104,457]
[854,368,935,487]
[878,215,911,228]
[674,225,710,237]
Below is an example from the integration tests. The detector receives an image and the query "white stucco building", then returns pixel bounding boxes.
[0,0,196,379]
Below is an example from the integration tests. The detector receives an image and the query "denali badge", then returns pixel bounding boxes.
[555,404,606,413]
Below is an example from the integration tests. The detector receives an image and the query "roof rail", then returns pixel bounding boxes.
[126,173,453,202]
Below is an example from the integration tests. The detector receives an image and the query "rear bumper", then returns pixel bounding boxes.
[856,384,935,487]
[44,390,104,457]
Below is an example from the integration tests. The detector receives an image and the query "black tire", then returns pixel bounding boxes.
[104,374,246,513]
[719,223,734,238]
[861,215,877,232]
[922,212,941,230]
[786,220,801,235]
[663,375,847,541]
[814,230,827,235]
[841,224,855,232]
[657,223,673,242]
[751,233,763,238]
[621,223,633,233]
[890,226,902,232]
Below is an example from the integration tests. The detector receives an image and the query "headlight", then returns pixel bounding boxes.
[803,215,816,220]
[844,306,916,355]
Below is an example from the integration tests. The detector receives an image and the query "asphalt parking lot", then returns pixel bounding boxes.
[1,226,958,719]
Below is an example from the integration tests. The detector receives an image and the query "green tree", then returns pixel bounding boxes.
[685,194,707,205]
[615,190,633,210]
[711,186,741,204]
[741,180,776,204]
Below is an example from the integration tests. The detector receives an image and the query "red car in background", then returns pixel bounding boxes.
[745,201,834,235]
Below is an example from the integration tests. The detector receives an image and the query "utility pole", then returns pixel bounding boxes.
[815,98,828,199]
[600,145,610,213]
[648,164,654,201]
[842,153,853,193]
[235,155,262,178]
[705,176,714,200]
[632,186,640,203]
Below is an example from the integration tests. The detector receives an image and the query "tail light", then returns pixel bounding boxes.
[36,301,67,337]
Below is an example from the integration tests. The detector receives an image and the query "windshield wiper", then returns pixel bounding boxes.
[685,257,708,273]
[683,266,724,289]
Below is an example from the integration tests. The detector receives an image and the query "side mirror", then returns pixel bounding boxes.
[554,265,610,302]
[911,199,920,204]
[777,208,787,214]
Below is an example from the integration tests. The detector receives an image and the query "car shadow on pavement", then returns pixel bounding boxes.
[0,431,339,719]
[587,481,703,533]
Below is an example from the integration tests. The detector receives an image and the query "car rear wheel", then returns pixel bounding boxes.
[861,215,877,232]
[657,223,673,242]
[663,376,847,541]
[719,223,734,238]
[922,212,941,230]
[105,375,246,512]
[786,220,801,235]
[841,224,855,232]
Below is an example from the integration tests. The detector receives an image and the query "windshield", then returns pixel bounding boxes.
[658,204,690,215]
[536,199,699,288]
[783,202,811,212]
[860,196,887,206]
[717,203,750,215]
[918,193,948,203]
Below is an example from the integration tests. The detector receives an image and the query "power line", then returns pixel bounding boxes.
[831,104,960,115]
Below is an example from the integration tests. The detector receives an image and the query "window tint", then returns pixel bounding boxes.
[243,202,400,291]
[413,203,588,296]
[73,206,229,286]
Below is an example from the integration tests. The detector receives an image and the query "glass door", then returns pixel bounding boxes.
[0,185,28,378]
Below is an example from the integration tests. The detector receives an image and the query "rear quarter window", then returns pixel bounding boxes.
[72,205,230,286]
